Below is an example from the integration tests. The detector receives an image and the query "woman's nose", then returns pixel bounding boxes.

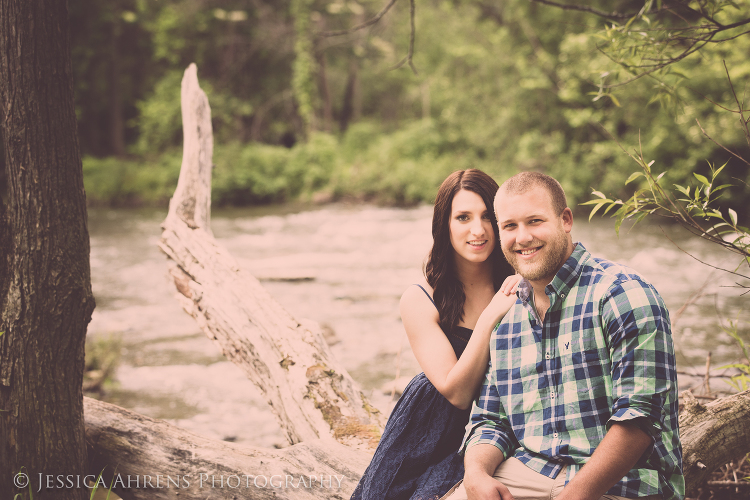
[470,220,485,237]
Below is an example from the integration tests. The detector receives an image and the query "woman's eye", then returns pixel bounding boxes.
[482,214,493,221]
[456,214,469,221]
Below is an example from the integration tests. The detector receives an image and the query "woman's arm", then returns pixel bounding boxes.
[400,277,519,409]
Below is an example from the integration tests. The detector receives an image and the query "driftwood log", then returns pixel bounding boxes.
[84,397,369,499]
[158,64,384,449]
[81,64,750,499]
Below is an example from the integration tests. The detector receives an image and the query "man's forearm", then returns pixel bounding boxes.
[555,422,652,500]
[464,443,505,478]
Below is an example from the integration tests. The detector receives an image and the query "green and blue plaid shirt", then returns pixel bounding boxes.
[461,243,684,500]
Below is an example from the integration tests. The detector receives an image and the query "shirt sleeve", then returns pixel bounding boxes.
[601,278,677,438]
[459,351,519,458]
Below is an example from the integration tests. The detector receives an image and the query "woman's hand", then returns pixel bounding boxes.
[482,274,522,325]
[499,274,522,296]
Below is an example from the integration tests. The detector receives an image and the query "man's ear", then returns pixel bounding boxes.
[561,207,573,233]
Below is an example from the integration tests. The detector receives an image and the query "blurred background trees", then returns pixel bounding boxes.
[26,0,748,212]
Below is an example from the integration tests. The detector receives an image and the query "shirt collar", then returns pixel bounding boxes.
[516,242,589,301]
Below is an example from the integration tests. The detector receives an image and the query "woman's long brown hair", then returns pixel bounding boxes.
[424,169,514,333]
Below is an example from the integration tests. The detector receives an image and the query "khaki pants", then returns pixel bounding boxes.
[439,457,660,500]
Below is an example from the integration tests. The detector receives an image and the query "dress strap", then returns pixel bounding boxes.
[413,284,437,309]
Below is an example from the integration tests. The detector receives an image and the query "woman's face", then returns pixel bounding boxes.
[448,189,496,265]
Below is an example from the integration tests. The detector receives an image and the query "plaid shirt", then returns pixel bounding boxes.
[461,243,684,500]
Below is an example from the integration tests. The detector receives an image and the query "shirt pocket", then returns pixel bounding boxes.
[566,347,612,399]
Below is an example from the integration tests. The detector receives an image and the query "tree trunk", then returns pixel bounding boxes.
[339,58,358,133]
[81,389,750,499]
[84,397,370,500]
[0,0,95,498]
[159,64,385,449]
[679,389,750,495]
[317,52,333,133]
[109,8,126,157]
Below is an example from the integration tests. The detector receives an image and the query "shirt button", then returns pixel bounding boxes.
[553,433,559,438]
[545,353,550,359]
[560,293,566,298]
[551,391,555,398]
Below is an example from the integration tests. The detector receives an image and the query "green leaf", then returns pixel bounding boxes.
[608,94,621,107]
[591,190,607,199]
[693,173,710,186]
[588,201,608,221]
[713,161,727,178]
[728,208,738,227]
[632,211,650,226]
[625,172,643,185]
[719,363,750,371]
[580,198,611,206]
[711,184,733,193]
[603,201,619,215]
[674,184,690,196]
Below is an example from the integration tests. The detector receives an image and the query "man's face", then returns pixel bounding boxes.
[494,186,573,284]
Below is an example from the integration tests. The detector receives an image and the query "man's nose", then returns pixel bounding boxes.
[517,224,533,243]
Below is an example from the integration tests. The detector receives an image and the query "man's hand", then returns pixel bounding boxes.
[464,471,514,500]
[463,444,514,500]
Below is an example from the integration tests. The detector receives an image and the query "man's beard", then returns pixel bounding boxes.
[502,229,569,283]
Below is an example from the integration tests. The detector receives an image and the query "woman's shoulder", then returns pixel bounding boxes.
[400,280,438,316]
[400,280,434,304]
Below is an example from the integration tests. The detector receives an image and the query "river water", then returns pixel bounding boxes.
[87,204,748,449]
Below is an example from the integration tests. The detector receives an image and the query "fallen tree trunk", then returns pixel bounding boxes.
[80,63,750,500]
[84,397,370,500]
[82,390,750,499]
[158,64,384,449]
[679,389,750,495]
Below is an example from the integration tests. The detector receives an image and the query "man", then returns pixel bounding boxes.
[441,172,683,500]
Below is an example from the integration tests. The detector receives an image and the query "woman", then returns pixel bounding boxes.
[351,169,519,500]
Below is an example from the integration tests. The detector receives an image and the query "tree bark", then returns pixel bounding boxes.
[84,397,369,500]
[0,0,95,498]
[109,6,126,157]
[317,52,333,133]
[159,64,385,449]
[80,387,750,499]
[679,389,750,495]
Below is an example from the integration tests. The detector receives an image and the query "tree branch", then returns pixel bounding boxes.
[318,0,398,37]
[391,0,418,75]
[695,119,750,168]
[526,0,664,21]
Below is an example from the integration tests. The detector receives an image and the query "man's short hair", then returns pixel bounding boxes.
[498,172,568,215]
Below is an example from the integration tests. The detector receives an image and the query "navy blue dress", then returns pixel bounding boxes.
[351,286,472,500]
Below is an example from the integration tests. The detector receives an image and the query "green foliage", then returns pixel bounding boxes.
[83,154,182,206]
[719,319,750,392]
[71,0,750,213]
[133,70,254,154]
[84,334,123,393]
[14,466,31,500]
[291,0,316,135]
[87,468,115,500]
[582,149,749,273]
